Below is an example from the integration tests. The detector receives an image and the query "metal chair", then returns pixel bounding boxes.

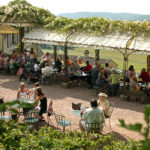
[54,112,71,132]
[0,96,11,121]
[41,75,51,85]
[24,112,39,130]
[105,102,114,130]
[85,122,103,134]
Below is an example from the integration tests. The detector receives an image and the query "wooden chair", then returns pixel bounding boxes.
[105,102,114,130]
[85,122,103,134]
[54,112,71,132]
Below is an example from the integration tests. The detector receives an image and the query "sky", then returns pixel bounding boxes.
[0,0,150,15]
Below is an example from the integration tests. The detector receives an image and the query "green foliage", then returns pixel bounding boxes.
[0,122,141,150]
[1,0,150,38]
[45,17,150,36]
[0,101,141,150]
[119,104,150,150]
[1,0,55,25]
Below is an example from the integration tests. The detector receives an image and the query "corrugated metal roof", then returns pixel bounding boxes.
[23,28,150,52]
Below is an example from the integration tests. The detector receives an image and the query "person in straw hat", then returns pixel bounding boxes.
[97,93,110,118]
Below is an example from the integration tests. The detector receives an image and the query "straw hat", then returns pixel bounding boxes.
[98,93,108,97]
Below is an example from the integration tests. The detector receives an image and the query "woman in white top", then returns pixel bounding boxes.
[17,82,29,101]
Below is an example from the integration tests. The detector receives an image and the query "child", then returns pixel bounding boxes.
[18,65,27,81]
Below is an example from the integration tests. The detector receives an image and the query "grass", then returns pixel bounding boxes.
[42,47,147,73]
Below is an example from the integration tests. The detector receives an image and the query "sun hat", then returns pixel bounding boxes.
[98,93,108,97]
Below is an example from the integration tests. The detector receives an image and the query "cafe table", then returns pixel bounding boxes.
[72,106,87,117]
[10,99,35,115]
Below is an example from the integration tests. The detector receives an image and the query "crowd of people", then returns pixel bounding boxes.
[1,48,150,103]
[126,65,150,103]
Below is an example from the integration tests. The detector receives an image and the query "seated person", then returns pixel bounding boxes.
[107,69,120,96]
[41,52,51,65]
[42,63,51,76]
[97,93,110,118]
[83,60,92,73]
[68,63,79,85]
[129,75,137,92]
[145,82,150,100]
[66,56,71,66]
[131,84,145,103]
[74,59,80,72]
[17,82,29,101]
[77,56,82,66]
[96,67,105,88]
[79,99,105,132]
[139,68,149,83]
[87,63,100,88]
[16,82,30,114]
[55,58,62,72]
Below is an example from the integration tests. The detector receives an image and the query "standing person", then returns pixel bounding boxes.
[29,48,37,64]
[107,69,120,96]
[79,99,105,132]
[104,63,111,80]
[36,88,47,120]
[97,93,110,118]
[96,67,105,88]
[18,65,27,81]
[126,65,135,82]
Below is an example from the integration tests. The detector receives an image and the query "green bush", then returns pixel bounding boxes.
[119,104,150,150]
[0,101,142,150]
[0,119,142,150]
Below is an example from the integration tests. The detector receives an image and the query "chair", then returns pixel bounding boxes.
[85,122,103,134]
[92,85,100,96]
[0,96,11,121]
[24,112,39,130]
[54,112,71,132]
[105,102,114,130]
[41,75,51,85]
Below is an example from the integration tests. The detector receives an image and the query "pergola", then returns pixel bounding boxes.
[23,28,150,74]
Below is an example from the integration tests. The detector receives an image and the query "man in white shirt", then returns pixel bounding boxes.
[42,63,52,76]
[79,99,105,132]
